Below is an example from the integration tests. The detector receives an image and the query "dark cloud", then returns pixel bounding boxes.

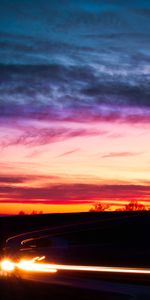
[0,174,60,185]
[0,183,150,204]
[0,176,27,184]
[0,63,150,125]
[0,1,150,124]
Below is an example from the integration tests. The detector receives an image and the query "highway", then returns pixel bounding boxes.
[1,257,150,299]
[20,272,150,299]
[1,214,150,299]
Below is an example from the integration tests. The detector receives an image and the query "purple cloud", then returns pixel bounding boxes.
[0,182,150,204]
[1,126,103,148]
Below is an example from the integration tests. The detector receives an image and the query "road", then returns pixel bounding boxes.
[19,270,150,298]
[1,258,150,299]
[1,214,150,299]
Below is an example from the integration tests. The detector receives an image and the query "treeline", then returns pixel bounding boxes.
[90,200,149,212]
[18,210,43,215]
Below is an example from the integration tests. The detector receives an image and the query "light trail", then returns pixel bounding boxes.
[1,257,150,275]
[18,260,57,273]
[48,264,150,275]
[0,257,57,274]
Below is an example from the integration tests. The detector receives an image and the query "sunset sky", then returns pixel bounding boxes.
[0,0,150,214]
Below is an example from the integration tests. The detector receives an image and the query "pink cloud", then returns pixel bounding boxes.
[57,148,80,158]
[102,152,142,158]
[1,126,102,148]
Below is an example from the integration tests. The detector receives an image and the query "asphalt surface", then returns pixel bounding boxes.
[1,271,150,300]
[21,270,150,297]
[0,277,131,300]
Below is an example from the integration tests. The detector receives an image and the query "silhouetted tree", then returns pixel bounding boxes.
[30,210,43,215]
[89,200,147,212]
[115,200,146,211]
[31,210,37,215]
[90,203,111,212]
[18,210,25,215]
[123,200,146,211]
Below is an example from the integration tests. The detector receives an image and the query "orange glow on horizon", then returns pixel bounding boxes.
[0,203,90,215]
[0,200,150,215]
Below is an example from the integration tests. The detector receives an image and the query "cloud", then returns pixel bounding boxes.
[57,148,80,158]
[0,174,60,186]
[1,126,100,148]
[0,55,150,125]
[25,149,48,158]
[102,152,142,158]
[0,183,150,204]
[0,175,28,184]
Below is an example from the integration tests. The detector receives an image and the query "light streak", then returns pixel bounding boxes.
[18,260,57,273]
[1,257,150,275]
[49,264,150,275]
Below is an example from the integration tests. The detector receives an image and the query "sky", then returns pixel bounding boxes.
[0,0,150,214]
